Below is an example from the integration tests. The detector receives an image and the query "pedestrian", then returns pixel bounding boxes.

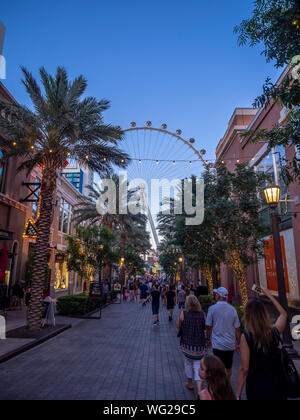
[177,295,208,398]
[177,285,186,310]
[124,287,129,302]
[205,287,241,380]
[236,286,288,401]
[199,354,236,400]
[103,281,110,304]
[133,283,139,303]
[189,284,195,295]
[161,284,167,306]
[151,284,160,326]
[166,284,176,321]
[140,282,148,306]
[129,281,134,302]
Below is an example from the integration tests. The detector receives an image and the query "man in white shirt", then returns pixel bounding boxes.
[206,287,241,379]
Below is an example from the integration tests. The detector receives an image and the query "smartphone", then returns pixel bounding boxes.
[252,284,262,294]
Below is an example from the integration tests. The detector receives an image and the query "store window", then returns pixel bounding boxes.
[64,171,83,193]
[255,146,291,227]
[54,255,69,291]
[58,198,73,234]
[255,146,287,198]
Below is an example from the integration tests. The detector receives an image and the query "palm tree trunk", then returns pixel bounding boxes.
[27,167,56,331]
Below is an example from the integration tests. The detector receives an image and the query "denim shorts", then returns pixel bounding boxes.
[152,304,159,315]
[178,302,185,310]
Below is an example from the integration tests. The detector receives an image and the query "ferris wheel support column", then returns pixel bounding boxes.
[139,184,159,250]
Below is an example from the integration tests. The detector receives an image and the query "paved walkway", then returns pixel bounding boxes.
[0,301,197,400]
[0,300,299,400]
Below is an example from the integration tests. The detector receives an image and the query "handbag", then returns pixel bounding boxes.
[276,331,300,399]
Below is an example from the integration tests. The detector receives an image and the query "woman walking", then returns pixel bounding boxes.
[236,286,287,401]
[177,295,208,399]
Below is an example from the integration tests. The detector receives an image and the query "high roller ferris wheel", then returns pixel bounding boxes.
[116,121,208,250]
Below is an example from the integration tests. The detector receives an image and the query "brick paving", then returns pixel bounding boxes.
[0,300,298,400]
[0,301,197,400]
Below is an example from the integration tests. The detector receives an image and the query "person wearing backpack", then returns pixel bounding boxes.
[236,286,288,400]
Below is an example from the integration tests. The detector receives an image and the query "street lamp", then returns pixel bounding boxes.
[178,257,183,284]
[264,185,281,206]
[120,257,125,285]
[264,185,298,356]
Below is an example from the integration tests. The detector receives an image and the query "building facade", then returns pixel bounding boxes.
[216,68,300,305]
[0,82,85,302]
[0,82,29,293]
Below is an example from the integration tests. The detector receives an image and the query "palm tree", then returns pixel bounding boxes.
[73,174,151,281]
[0,67,129,330]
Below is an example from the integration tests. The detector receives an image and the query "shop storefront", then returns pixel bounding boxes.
[54,254,69,291]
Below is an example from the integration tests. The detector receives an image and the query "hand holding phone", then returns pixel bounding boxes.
[252,284,263,294]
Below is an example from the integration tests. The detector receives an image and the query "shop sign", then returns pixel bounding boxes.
[264,237,289,293]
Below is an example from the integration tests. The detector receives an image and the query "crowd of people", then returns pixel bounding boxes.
[118,276,293,401]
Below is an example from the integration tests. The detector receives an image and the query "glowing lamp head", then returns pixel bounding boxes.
[264,185,280,206]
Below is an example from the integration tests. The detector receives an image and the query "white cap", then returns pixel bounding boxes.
[213,287,228,299]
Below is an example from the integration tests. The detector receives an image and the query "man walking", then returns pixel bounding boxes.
[151,284,160,326]
[205,287,241,380]
[140,281,148,306]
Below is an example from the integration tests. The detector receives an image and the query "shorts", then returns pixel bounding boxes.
[178,302,185,310]
[152,304,159,315]
[140,294,147,300]
[167,304,174,310]
[213,349,235,370]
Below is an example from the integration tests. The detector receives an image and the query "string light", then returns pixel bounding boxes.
[85,155,89,159]
[13,142,16,146]
[123,153,274,165]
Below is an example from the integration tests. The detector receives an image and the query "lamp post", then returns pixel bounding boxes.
[120,257,125,285]
[264,185,298,355]
[178,257,184,284]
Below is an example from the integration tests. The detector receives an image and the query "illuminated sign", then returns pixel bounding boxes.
[23,219,38,239]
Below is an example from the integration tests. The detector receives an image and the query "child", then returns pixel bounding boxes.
[124,288,129,302]
[199,354,236,400]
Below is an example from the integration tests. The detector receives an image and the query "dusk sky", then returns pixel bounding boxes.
[1,0,283,163]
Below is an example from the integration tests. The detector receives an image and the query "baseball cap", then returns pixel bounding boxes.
[213,287,228,299]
